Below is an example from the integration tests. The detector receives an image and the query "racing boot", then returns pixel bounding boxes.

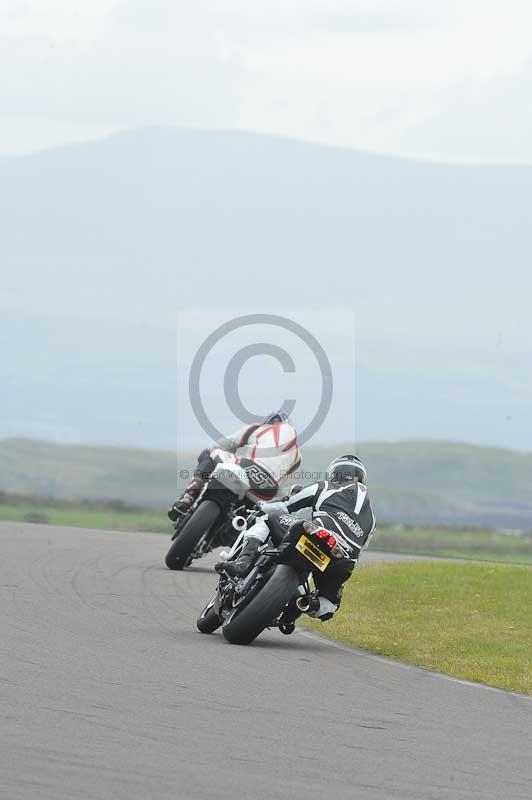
[220,537,261,578]
[168,476,205,521]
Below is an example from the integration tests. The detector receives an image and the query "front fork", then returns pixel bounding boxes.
[170,513,190,540]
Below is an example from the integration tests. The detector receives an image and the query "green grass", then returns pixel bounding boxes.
[304,562,532,695]
[0,503,169,533]
[373,526,532,565]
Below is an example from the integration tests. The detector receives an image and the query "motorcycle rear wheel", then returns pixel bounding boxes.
[222,564,300,645]
[165,500,220,570]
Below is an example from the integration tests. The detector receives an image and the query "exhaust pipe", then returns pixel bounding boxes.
[296,596,311,612]
[232,515,247,532]
[296,596,321,614]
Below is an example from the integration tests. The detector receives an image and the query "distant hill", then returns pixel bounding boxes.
[2,438,531,530]
[1,128,531,450]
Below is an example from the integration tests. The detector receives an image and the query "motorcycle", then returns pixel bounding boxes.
[196,516,346,645]
[165,449,279,570]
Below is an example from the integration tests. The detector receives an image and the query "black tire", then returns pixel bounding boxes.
[222,564,300,645]
[197,597,222,634]
[165,500,220,570]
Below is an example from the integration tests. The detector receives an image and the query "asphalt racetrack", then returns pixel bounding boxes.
[1,522,531,800]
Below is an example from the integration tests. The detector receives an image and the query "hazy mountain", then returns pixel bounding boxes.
[1,128,531,449]
[2,438,531,530]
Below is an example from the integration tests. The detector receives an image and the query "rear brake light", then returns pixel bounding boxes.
[315,528,337,550]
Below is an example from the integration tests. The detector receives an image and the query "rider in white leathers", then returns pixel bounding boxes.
[168,411,301,520]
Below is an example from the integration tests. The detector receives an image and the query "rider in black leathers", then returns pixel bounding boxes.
[219,455,376,621]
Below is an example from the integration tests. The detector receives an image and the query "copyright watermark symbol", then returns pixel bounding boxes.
[188,314,333,453]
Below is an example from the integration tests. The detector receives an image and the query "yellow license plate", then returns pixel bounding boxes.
[295,535,331,572]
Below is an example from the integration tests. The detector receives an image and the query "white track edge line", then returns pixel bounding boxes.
[296,627,532,702]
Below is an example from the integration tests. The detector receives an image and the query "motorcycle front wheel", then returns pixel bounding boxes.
[196,595,222,634]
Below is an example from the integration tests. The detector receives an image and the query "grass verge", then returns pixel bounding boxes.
[304,561,532,695]
[2,498,532,565]
[0,503,169,533]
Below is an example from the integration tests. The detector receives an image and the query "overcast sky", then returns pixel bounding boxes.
[2,0,532,162]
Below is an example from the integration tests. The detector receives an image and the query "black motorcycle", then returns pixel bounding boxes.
[196,517,345,645]
[165,459,278,570]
